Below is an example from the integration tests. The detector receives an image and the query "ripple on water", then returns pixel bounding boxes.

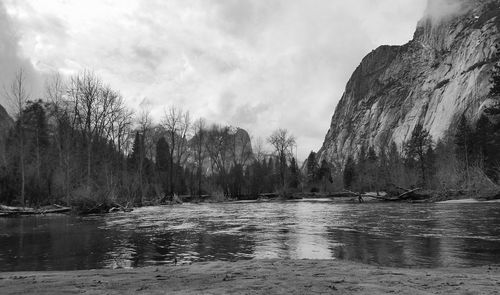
[1,200,500,271]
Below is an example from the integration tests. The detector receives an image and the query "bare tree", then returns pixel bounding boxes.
[4,69,30,205]
[45,73,72,203]
[68,71,101,188]
[204,125,232,196]
[68,71,130,194]
[135,109,153,203]
[267,128,296,189]
[112,105,133,156]
[191,118,207,197]
[161,106,191,195]
[253,137,267,162]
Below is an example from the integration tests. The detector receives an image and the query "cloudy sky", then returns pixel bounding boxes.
[0,0,427,159]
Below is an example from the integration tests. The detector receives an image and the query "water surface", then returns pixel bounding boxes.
[1,200,500,271]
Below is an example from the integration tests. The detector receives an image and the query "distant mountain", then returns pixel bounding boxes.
[318,0,500,166]
[187,126,254,173]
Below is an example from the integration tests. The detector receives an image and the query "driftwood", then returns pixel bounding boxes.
[365,188,422,201]
[342,187,426,202]
[108,203,133,213]
[395,188,421,200]
[0,204,71,216]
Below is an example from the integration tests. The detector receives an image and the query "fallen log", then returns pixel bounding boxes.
[0,205,36,212]
[396,188,422,200]
[39,206,71,214]
[108,202,133,213]
[366,194,394,201]
[346,188,424,202]
[0,204,71,216]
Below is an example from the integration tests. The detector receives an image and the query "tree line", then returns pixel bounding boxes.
[2,45,499,208]
[0,70,298,210]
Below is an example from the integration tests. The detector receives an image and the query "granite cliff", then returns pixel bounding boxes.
[317,0,500,166]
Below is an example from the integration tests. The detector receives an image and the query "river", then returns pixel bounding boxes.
[1,199,500,271]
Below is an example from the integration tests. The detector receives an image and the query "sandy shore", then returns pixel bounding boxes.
[1,259,499,294]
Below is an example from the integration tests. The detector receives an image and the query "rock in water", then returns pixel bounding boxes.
[318,0,500,166]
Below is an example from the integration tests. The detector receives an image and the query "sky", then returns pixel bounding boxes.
[0,0,427,160]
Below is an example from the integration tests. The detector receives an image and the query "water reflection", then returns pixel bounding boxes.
[1,200,500,271]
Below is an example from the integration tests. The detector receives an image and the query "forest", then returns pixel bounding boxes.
[0,49,499,211]
[0,70,301,211]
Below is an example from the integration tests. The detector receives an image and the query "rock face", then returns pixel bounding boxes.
[317,0,500,166]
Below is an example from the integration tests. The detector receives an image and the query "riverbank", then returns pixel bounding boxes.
[1,188,499,216]
[1,259,499,294]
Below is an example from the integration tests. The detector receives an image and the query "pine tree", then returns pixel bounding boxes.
[318,159,333,191]
[378,146,389,190]
[386,141,403,187]
[289,157,300,189]
[156,137,170,193]
[366,146,378,192]
[305,151,318,183]
[356,146,367,191]
[343,155,356,189]
[454,114,473,162]
[454,114,473,184]
[156,137,170,171]
[404,124,433,186]
[129,132,143,169]
[424,146,436,188]
[22,100,50,203]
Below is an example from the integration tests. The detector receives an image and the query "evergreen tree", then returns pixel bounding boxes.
[378,146,389,190]
[424,146,436,188]
[366,146,378,192]
[156,137,170,171]
[128,131,147,204]
[472,116,500,181]
[229,164,244,197]
[454,114,474,184]
[343,155,356,190]
[129,132,143,169]
[387,141,402,186]
[305,151,318,183]
[289,157,300,189]
[318,159,333,191]
[454,114,473,164]
[156,137,170,193]
[404,124,433,186]
[356,146,367,191]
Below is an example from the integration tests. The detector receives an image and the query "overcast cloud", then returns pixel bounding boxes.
[1,0,427,159]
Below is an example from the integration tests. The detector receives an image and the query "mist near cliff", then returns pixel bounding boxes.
[425,0,470,21]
